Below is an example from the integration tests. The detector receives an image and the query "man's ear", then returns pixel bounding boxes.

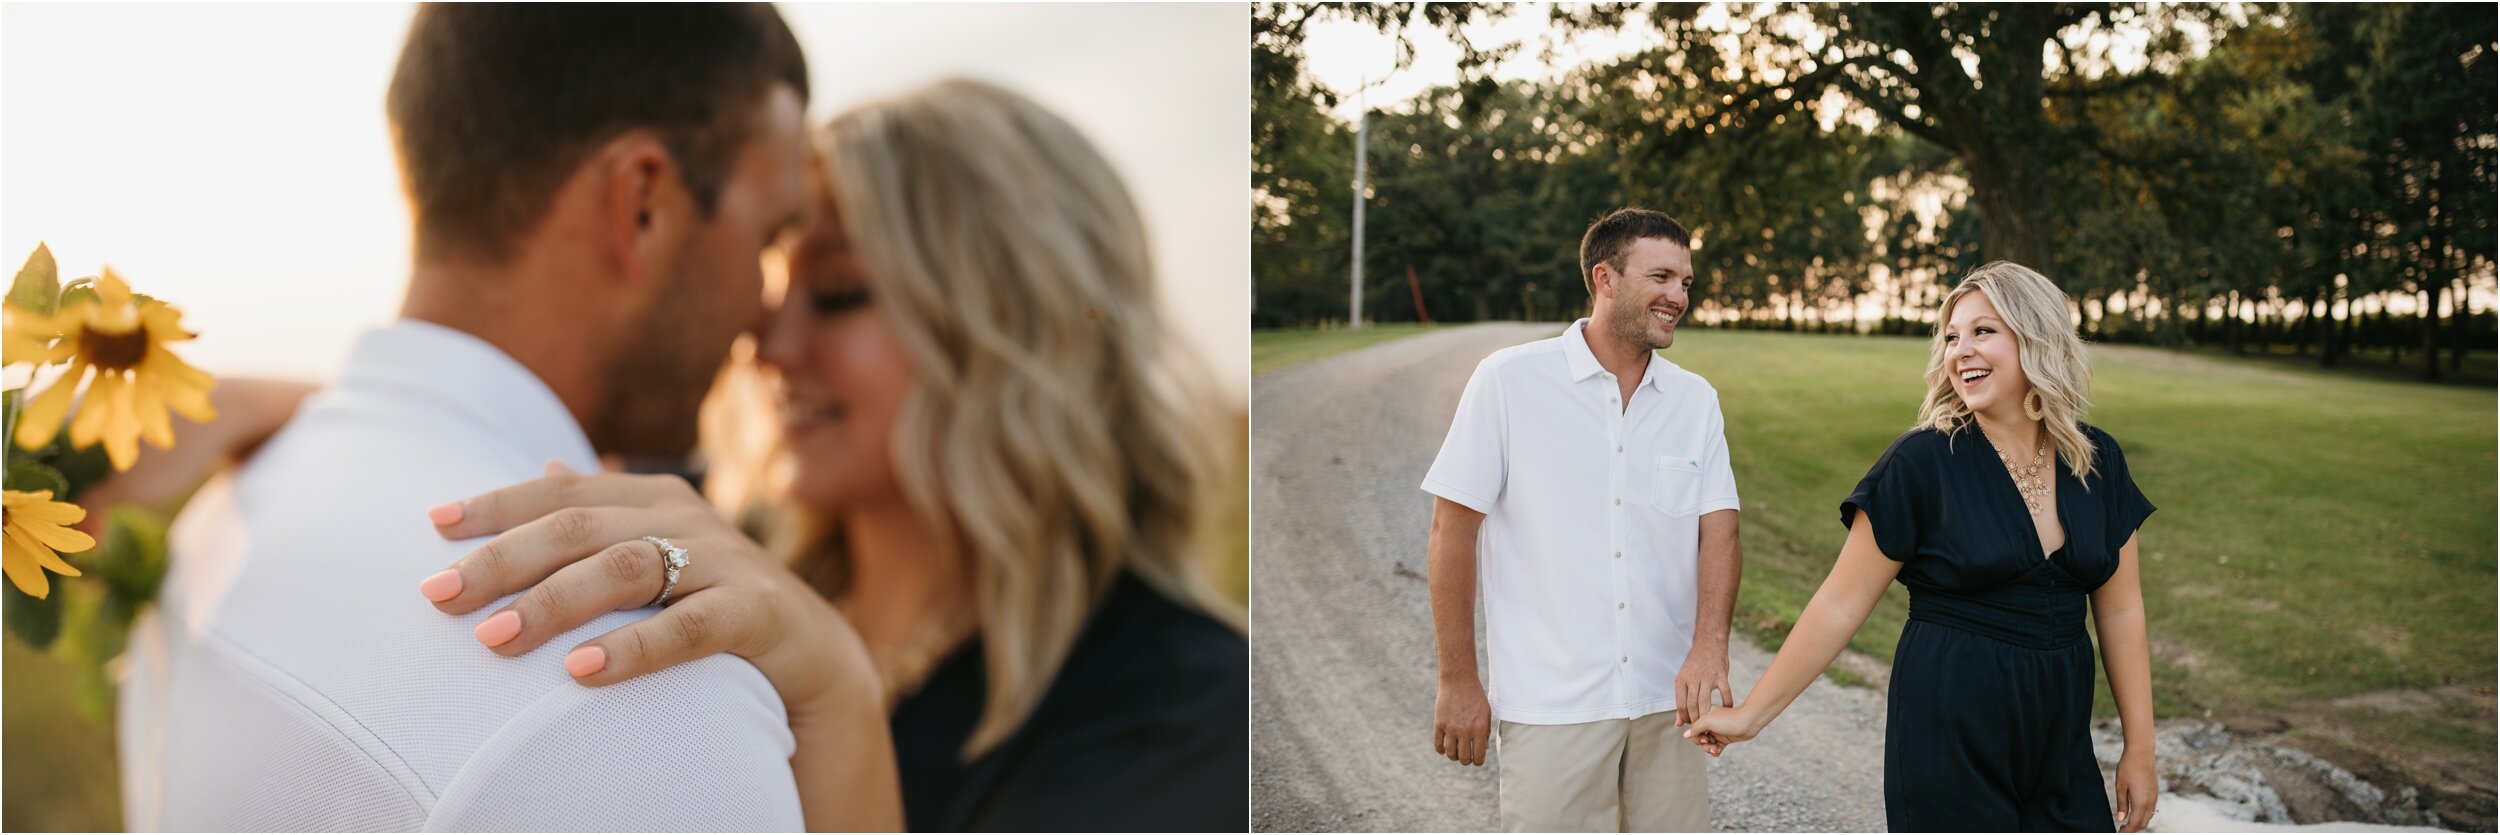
[596,132,680,290]
[1589,260,1616,307]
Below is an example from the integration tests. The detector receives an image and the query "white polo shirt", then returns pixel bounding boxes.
[1422,319,1740,725]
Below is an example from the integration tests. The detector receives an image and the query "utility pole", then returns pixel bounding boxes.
[1350,108,1368,331]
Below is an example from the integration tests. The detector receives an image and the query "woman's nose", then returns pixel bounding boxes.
[756,301,806,369]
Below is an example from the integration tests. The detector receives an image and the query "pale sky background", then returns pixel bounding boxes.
[2,3,1250,400]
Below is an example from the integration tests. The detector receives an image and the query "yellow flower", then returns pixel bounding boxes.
[3,304,58,367]
[11,267,217,470]
[2,489,92,599]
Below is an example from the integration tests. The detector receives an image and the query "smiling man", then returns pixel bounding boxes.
[1422,208,1744,832]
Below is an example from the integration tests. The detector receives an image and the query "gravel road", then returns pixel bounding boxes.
[1250,323,1890,832]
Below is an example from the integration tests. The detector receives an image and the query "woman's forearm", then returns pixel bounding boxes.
[2097,605,2155,748]
[1736,576,1880,727]
[788,684,903,832]
[2095,537,2156,752]
[1733,511,1900,731]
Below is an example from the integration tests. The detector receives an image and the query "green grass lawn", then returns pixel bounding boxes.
[1252,323,1437,376]
[1656,331,2495,727]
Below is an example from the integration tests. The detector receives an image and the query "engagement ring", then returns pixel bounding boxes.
[641,536,690,606]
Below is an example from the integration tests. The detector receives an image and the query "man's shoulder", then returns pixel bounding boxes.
[1470,332,1571,381]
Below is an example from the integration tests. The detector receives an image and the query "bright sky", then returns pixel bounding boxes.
[1,3,1249,401]
[1301,7,1660,124]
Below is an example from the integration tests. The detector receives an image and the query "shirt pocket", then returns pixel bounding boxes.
[1650,453,1705,517]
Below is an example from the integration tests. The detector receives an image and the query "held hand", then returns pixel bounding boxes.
[420,462,878,714]
[1679,704,1761,757]
[1673,645,1732,728]
[2113,748,2158,832]
[1433,676,1494,767]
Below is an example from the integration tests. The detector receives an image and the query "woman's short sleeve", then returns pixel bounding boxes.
[1841,431,1931,562]
[2095,427,2157,546]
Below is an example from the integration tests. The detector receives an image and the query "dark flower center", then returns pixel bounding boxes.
[80,326,150,371]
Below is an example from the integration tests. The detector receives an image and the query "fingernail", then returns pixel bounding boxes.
[418,569,464,602]
[475,610,521,647]
[565,645,607,677]
[427,501,464,527]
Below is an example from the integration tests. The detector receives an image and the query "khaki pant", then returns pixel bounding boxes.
[1495,711,1711,832]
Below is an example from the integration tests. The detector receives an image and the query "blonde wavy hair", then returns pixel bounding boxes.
[1914,261,2099,481]
[726,77,1237,759]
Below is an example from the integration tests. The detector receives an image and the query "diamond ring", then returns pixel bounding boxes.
[641,536,690,606]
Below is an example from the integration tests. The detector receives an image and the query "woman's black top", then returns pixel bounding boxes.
[1841,422,2155,831]
[890,571,1248,833]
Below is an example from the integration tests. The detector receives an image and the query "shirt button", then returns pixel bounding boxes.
[1617,445,1624,452]
[1621,656,1629,663]
[1615,551,1622,558]
[1618,602,1626,609]
[1614,498,1622,506]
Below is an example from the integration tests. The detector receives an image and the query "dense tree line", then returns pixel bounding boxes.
[1252,3,2496,379]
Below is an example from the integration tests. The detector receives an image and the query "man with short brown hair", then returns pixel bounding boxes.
[1425,208,1744,832]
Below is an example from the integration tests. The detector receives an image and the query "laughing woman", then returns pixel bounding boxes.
[1683,262,2160,832]
[415,79,1248,831]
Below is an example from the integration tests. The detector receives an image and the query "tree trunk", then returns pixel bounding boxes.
[2322,282,2344,369]
[2449,277,2470,374]
[2227,291,2244,355]
[2421,286,2443,381]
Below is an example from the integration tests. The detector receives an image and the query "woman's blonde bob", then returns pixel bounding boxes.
[1915,261,2100,481]
[809,78,1238,759]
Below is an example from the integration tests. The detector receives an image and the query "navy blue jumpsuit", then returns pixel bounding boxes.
[1842,423,2155,832]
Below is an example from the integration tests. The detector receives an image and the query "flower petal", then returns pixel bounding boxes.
[13,359,84,450]
[19,517,93,557]
[134,374,176,449]
[2,527,56,599]
[69,371,120,448]
[99,374,141,471]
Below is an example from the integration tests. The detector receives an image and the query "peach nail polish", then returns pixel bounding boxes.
[565,646,608,677]
[475,611,521,647]
[418,569,464,602]
[427,501,464,527]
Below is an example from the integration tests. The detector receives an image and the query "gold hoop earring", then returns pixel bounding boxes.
[2023,390,2046,421]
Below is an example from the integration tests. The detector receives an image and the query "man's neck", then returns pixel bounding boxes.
[1581,317,1652,401]
[401,261,607,447]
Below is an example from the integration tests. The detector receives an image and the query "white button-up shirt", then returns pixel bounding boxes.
[118,321,805,831]
[1422,319,1740,725]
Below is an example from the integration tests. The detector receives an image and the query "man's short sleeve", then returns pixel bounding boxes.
[425,656,806,832]
[1420,357,1509,513]
[1695,397,1740,516]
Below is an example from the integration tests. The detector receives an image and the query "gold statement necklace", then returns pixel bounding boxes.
[1989,430,2052,516]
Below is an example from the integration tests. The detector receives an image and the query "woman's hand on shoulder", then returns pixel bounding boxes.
[420,462,880,715]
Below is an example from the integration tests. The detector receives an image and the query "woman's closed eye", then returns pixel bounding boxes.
[811,288,873,314]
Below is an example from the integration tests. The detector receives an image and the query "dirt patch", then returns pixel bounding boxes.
[2217,686,2497,831]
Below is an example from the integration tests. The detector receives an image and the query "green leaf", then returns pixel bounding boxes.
[55,585,128,726]
[54,284,98,313]
[2,575,64,650]
[3,388,20,458]
[43,441,112,504]
[94,506,169,605]
[5,457,68,498]
[7,243,59,316]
